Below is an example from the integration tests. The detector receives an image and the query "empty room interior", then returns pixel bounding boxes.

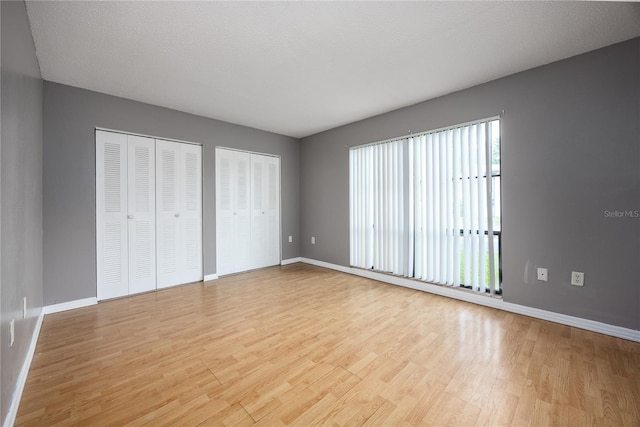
[2,1,640,426]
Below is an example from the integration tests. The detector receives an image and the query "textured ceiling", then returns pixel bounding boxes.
[26,1,640,138]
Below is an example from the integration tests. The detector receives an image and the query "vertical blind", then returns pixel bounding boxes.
[350,118,500,294]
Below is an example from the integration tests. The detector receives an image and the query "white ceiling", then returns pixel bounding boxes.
[26,1,640,138]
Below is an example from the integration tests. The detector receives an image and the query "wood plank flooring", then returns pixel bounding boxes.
[16,263,640,426]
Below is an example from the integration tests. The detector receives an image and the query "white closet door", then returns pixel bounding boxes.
[216,148,251,276]
[264,155,281,267]
[96,130,128,300]
[127,135,156,295]
[251,154,268,268]
[251,153,280,269]
[157,140,202,288]
[179,143,202,284]
[156,140,181,288]
[217,148,279,276]
[235,153,252,272]
[215,148,235,276]
[251,154,280,268]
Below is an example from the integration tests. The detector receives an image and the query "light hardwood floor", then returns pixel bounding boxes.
[17,263,640,426]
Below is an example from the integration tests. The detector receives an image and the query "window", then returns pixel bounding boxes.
[349,118,501,295]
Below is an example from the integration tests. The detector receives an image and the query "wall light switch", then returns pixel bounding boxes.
[537,267,548,282]
[311,236,316,244]
[288,235,292,243]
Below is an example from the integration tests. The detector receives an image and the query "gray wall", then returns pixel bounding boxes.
[301,38,640,331]
[1,1,44,424]
[43,82,300,305]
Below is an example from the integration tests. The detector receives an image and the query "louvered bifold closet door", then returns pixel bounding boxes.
[127,135,156,295]
[96,130,129,300]
[263,155,280,267]
[250,154,268,269]
[179,143,202,284]
[250,153,281,269]
[215,148,235,276]
[216,148,251,276]
[157,139,203,288]
[156,140,182,288]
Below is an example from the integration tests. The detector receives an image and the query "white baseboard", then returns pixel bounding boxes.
[43,297,97,315]
[3,310,45,427]
[301,258,350,273]
[204,274,218,281]
[300,258,640,343]
[281,257,302,265]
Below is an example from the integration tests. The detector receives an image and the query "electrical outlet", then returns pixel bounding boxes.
[288,235,292,243]
[311,236,315,244]
[23,297,27,319]
[571,271,584,286]
[537,267,548,282]
[9,319,15,347]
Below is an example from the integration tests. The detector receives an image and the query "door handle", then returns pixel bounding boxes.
[127,215,134,219]
[175,213,180,218]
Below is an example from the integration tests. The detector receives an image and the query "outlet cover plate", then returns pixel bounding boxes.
[571,271,584,286]
[537,267,548,282]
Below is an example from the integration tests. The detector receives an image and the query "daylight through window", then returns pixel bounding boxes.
[349,118,501,295]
